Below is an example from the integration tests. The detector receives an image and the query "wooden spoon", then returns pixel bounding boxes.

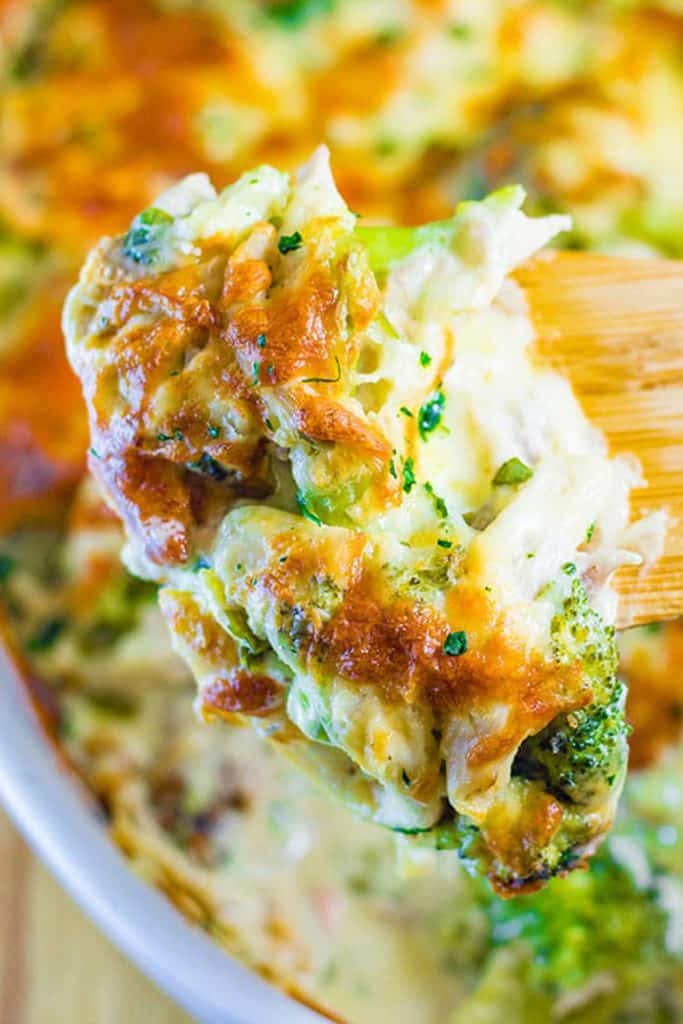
[515,251,683,629]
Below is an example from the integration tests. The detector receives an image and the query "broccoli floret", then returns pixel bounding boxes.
[514,579,628,814]
[422,580,630,891]
[122,207,173,266]
[483,847,674,1021]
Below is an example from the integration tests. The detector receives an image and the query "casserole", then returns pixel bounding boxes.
[2,2,683,1020]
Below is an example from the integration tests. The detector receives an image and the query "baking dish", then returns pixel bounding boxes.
[0,644,326,1024]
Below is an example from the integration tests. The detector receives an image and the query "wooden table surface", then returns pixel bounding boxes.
[0,810,194,1024]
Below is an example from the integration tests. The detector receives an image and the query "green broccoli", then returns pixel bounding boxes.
[411,579,630,890]
[476,846,676,1024]
[513,579,628,816]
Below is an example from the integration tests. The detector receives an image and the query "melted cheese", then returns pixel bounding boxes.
[63,149,657,892]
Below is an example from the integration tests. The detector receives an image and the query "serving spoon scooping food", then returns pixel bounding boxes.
[515,251,683,629]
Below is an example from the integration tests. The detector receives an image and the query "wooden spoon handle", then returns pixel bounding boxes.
[515,251,683,629]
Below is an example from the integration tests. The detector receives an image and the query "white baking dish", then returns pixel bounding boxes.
[0,645,326,1024]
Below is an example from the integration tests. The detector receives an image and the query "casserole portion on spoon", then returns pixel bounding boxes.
[64,148,663,894]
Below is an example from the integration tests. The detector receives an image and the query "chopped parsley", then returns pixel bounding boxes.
[296,491,323,526]
[89,446,100,459]
[418,390,445,440]
[158,428,183,443]
[208,425,221,439]
[402,457,416,493]
[424,481,448,519]
[444,630,468,656]
[192,556,211,572]
[562,561,577,576]
[389,458,398,480]
[437,539,452,549]
[419,351,432,367]
[399,406,413,418]
[492,457,533,486]
[586,521,596,543]
[252,361,261,386]
[257,333,268,348]
[278,231,303,254]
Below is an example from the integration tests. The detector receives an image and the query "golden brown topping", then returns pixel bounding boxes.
[161,589,283,720]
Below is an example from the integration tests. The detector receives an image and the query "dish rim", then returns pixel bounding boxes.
[0,643,327,1024]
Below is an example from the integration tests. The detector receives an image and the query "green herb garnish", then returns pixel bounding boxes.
[257,333,267,348]
[399,406,413,418]
[586,521,596,543]
[492,457,533,486]
[418,390,445,440]
[437,539,452,549]
[424,481,448,519]
[208,425,221,439]
[562,562,577,576]
[402,457,416,493]
[278,231,303,254]
[444,630,468,656]
[419,351,431,367]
